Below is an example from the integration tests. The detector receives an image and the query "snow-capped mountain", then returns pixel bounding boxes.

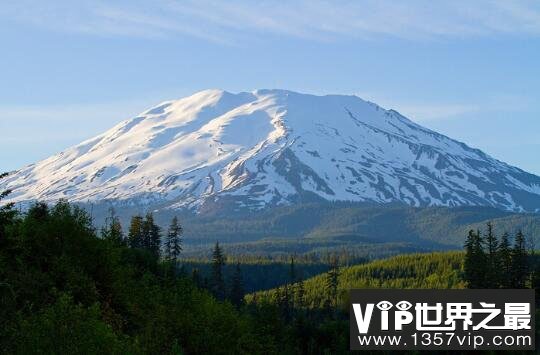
[3,89,540,213]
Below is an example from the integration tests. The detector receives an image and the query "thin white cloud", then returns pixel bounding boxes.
[2,0,540,43]
[0,99,165,147]
[356,92,535,122]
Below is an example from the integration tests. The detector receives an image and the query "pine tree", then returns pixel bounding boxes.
[296,273,306,310]
[127,215,144,249]
[101,207,124,246]
[0,172,13,209]
[289,256,297,283]
[277,285,292,321]
[142,213,161,257]
[210,242,226,300]
[484,222,499,287]
[165,216,183,264]
[326,256,340,309]
[463,229,487,288]
[511,230,529,288]
[0,172,16,242]
[497,232,512,288]
[229,262,244,308]
[289,256,296,310]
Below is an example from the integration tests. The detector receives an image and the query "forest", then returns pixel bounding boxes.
[86,200,540,258]
[1,174,539,354]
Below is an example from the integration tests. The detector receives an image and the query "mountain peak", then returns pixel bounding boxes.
[2,89,540,213]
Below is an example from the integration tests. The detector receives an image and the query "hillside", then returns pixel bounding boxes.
[156,203,540,258]
[246,252,465,309]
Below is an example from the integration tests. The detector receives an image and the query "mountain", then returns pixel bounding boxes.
[2,89,540,213]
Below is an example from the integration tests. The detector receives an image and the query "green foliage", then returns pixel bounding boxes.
[463,223,533,289]
[142,213,161,258]
[0,201,270,354]
[229,262,245,308]
[248,252,466,310]
[245,251,468,354]
[127,213,161,258]
[2,191,537,354]
[12,293,134,354]
[511,230,529,288]
[127,215,144,249]
[211,242,226,300]
[153,202,540,250]
[497,232,512,288]
[101,207,125,246]
[325,257,339,309]
[181,258,329,293]
[464,229,487,288]
[165,216,183,264]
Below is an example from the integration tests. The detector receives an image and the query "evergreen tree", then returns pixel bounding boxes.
[165,217,183,264]
[229,262,245,308]
[296,274,306,310]
[531,260,540,306]
[511,230,529,288]
[289,256,297,283]
[277,285,292,321]
[0,172,13,209]
[142,213,161,258]
[289,256,296,310]
[101,208,124,246]
[0,172,17,242]
[210,242,226,300]
[463,229,487,288]
[497,232,512,288]
[484,222,499,287]
[325,257,340,309]
[127,215,144,249]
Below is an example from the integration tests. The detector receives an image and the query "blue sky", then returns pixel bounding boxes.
[1,0,539,174]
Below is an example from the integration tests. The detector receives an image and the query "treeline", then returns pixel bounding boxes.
[0,200,269,353]
[248,252,465,310]
[182,258,331,293]
[245,252,466,354]
[0,184,355,353]
[3,166,539,355]
[463,222,539,289]
[159,202,540,251]
[121,212,249,305]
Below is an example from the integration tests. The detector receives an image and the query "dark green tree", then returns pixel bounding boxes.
[289,256,297,310]
[484,222,499,287]
[0,200,269,354]
[289,256,297,283]
[100,207,124,246]
[511,230,529,288]
[295,274,306,310]
[0,172,17,240]
[229,262,245,308]
[211,242,226,300]
[464,229,487,288]
[165,216,183,264]
[325,257,340,309]
[276,285,292,321]
[127,215,144,249]
[142,213,161,257]
[497,232,513,288]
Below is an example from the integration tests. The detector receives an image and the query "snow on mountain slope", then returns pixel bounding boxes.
[3,89,540,213]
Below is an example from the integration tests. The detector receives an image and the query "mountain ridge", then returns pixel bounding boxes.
[2,89,540,213]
